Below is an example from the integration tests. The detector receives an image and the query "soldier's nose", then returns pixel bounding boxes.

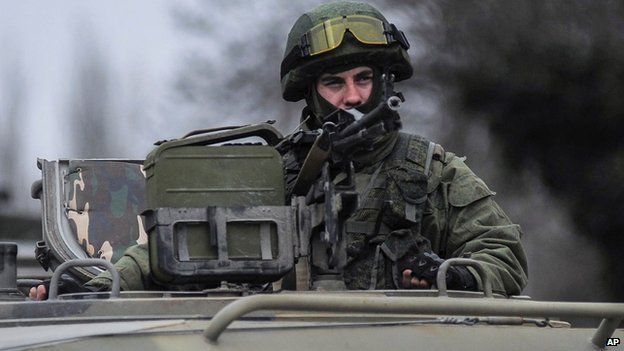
[343,83,363,108]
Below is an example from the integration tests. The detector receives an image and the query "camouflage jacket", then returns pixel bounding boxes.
[340,133,527,294]
[87,133,528,296]
[422,149,528,295]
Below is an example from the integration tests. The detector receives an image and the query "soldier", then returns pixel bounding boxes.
[31,1,527,300]
[277,2,527,293]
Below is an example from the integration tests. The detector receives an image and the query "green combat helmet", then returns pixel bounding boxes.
[280,1,412,126]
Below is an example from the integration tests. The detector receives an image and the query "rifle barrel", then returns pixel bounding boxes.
[339,96,401,138]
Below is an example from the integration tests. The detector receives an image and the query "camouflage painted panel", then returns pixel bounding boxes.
[65,161,147,263]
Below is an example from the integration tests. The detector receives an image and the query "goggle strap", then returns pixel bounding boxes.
[389,24,410,50]
[382,23,410,51]
[382,22,393,43]
[300,34,311,57]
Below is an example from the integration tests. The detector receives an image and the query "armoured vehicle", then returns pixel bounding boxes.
[0,121,622,351]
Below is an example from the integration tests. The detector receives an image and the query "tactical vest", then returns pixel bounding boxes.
[343,132,438,289]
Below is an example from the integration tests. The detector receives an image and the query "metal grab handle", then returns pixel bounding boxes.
[179,123,282,146]
[182,125,246,139]
[203,294,624,345]
[48,258,120,300]
[437,258,493,298]
[143,124,284,172]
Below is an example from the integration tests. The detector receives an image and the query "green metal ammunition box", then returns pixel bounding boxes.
[143,124,284,208]
[142,124,295,285]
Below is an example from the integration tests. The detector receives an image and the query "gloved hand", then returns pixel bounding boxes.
[398,252,477,291]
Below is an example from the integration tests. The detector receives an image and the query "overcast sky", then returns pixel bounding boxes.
[0,1,194,213]
[0,0,185,154]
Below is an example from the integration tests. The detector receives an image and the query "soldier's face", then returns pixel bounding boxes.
[316,66,373,110]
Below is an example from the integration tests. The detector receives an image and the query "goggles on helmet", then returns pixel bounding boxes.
[298,15,410,57]
[282,15,410,67]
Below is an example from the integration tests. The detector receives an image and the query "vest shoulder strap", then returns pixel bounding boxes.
[388,132,437,176]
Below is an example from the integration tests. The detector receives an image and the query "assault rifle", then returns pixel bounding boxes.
[279,72,405,288]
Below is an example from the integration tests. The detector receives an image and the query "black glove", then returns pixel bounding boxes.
[398,252,477,291]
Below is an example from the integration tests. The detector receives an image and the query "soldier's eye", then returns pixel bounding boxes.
[321,77,344,87]
[354,71,373,85]
[356,75,373,83]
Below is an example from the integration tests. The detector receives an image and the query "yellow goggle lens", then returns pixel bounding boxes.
[305,15,388,56]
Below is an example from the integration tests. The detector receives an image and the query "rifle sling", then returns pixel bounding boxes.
[292,132,331,195]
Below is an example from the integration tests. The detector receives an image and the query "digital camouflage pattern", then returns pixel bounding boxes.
[86,244,152,291]
[343,133,528,294]
[343,133,434,290]
[65,161,148,264]
[88,132,528,296]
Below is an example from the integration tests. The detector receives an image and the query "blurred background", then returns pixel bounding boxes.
[0,0,622,302]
